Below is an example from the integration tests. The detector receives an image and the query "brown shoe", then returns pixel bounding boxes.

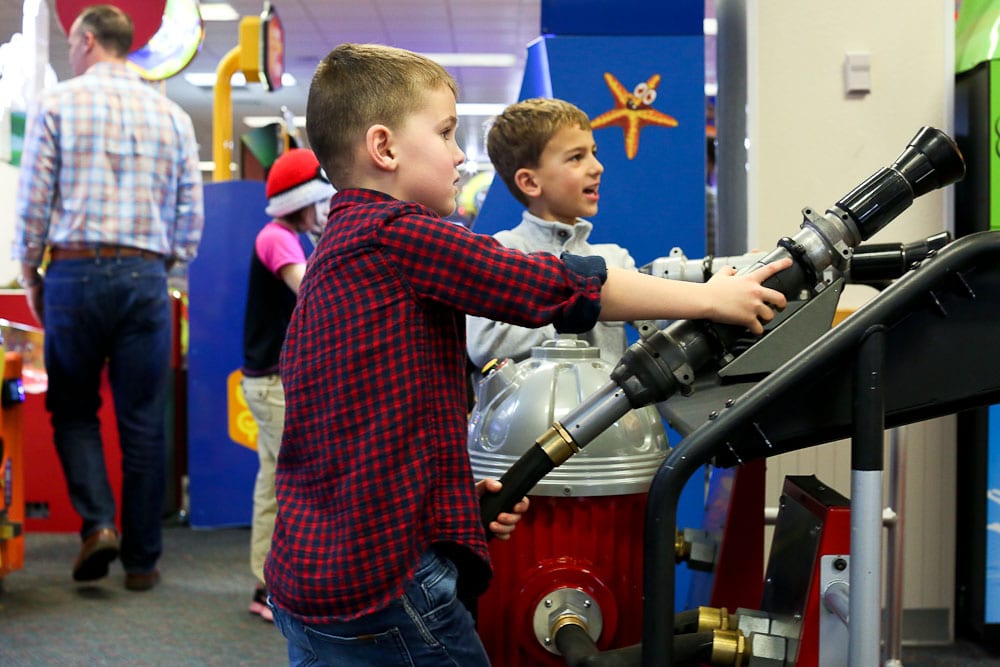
[124,570,160,592]
[72,528,120,582]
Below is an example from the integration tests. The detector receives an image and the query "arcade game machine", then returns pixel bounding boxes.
[0,0,196,544]
[468,2,710,663]
[187,4,294,528]
[0,342,25,584]
[953,0,1000,646]
[479,127,989,665]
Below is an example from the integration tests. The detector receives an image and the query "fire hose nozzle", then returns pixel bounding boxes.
[478,127,965,543]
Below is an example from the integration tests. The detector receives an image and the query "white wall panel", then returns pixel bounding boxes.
[719,0,957,641]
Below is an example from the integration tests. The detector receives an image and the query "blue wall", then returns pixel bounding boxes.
[187,180,267,528]
[474,1,710,610]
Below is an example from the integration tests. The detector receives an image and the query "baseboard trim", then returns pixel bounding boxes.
[901,607,952,645]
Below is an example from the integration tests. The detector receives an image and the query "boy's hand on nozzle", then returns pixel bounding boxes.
[704,257,793,334]
[476,478,530,540]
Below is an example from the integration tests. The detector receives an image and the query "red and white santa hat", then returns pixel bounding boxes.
[265,148,335,218]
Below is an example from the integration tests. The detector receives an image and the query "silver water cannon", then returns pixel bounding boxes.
[641,233,951,287]
[480,126,965,530]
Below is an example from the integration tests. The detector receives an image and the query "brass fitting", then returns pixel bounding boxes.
[550,612,589,638]
[697,606,732,632]
[536,423,580,466]
[709,628,748,666]
[674,529,691,561]
[532,587,604,656]
[675,527,717,571]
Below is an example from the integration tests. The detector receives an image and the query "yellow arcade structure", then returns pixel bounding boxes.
[213,15,275,182]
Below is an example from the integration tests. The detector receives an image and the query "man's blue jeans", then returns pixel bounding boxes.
[43,255,170,574]
[271,549,491,666]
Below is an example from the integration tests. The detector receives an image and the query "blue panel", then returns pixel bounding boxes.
[988,404,1000,622]
[187,180,268,528]
[472,31,707,610]
[518,38,553,100]
[472,39,555,235]
[541,0,702,36]
[476,34,707,266]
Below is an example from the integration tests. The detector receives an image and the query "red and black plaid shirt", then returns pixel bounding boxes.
[266,189,605,623]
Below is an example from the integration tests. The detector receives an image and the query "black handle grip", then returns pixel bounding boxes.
[849,232,952,284]
[479,444,555,535]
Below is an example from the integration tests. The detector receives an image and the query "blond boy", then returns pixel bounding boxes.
[468,97,634,368]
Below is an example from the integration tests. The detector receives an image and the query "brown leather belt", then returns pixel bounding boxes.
[49,245,164,262]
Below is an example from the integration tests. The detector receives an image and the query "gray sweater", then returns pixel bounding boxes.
[466,211,636,369]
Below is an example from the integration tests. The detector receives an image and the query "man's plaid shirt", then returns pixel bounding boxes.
[13,62,203,266]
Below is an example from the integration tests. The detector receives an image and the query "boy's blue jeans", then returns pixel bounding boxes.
[271,549,490,666]
[43,255,170,573]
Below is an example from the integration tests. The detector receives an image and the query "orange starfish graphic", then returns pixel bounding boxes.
[590,72,678,159]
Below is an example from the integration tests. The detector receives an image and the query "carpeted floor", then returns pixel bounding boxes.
[0,525,287,666]
[904,640,1000,667]
[1,524,998,666]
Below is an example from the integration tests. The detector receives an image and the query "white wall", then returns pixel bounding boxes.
[0,161,20,286]
[745,1,954,255]
[719,0,957,643]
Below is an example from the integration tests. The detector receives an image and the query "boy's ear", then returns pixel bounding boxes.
[513,167,541,199]
[365,124,396,172]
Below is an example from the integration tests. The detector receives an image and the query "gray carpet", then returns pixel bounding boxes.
[904,640,1000,667]
[1,525,998,666]
[0,525,287,666]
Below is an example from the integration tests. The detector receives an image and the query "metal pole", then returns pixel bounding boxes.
[212,46,240,183]
[884,427,907,667]
[850,327,886,667]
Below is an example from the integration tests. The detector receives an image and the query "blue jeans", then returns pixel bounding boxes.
[271,549,490,666]
[43,256,170,574]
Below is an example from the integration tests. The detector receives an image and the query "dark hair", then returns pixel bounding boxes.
[283,207,309,226]
[306,43,458,188]
[487,98,592,207]
[77,4,133,57]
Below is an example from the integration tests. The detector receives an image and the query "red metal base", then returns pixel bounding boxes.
[477,493,647,666]
[705,460,767,611]
[761,475,851,667]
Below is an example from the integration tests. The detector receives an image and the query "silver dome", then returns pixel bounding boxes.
[469,337,669,497]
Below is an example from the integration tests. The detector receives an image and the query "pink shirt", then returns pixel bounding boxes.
[255,222,306,276]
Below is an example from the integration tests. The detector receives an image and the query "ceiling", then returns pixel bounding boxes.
[1,0,543,176]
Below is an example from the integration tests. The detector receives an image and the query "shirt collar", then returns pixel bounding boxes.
[84,61,140,80]
[520,210,593,244]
